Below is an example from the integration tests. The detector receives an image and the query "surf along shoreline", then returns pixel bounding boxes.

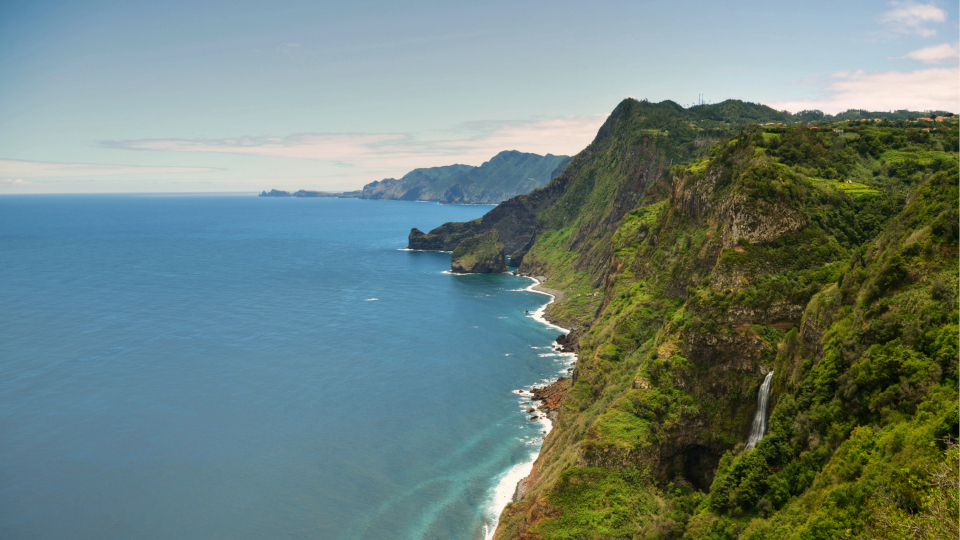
[481,273,577,540]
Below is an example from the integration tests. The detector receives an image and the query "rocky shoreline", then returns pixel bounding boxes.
[482,272,580,539]
[504,276,579,510]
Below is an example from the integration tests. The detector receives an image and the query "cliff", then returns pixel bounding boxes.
[450,230,507,273]
[425,100,960,539]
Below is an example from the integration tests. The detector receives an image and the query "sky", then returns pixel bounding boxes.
[0,0,957,193]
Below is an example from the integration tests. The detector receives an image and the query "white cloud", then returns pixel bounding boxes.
[103,114,608,179]
[767,67,959,114]
[0,159,216,178]
[898,42,960,64]
[878,1,947,37]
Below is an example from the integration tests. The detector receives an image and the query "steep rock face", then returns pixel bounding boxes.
[408,174,571,262]
[718,196,807,249]
[797,283,842,361]
[450,230,507,273]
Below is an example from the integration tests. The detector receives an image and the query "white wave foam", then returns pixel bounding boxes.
[482,273,578,540]
[482,413,552,540]
[520,277,570,332]
[481,455,534,540]
[365,298,378,301]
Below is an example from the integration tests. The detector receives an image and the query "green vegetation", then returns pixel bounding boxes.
[489,100,958,540]
[450,230,506,273]
[361,150,571,204]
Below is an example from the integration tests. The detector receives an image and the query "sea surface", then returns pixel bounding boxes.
[0,195,573,540]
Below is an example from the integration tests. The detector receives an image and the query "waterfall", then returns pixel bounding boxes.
[744,371,774,450]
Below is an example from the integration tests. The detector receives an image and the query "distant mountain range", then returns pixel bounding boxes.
[259,150,571,205]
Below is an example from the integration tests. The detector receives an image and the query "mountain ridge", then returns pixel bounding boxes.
[259,150,571,205]
[407,98,959,539]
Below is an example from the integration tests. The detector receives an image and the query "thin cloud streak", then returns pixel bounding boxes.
[767,67,959,114]
[103,114,609,179]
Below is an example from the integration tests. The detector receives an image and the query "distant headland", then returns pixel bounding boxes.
[260,150,570,205]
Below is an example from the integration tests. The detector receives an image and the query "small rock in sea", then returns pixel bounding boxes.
[529,416,538,421]
[526,408,535,413]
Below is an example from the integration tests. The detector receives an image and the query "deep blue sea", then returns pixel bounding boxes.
[0,195,573,540]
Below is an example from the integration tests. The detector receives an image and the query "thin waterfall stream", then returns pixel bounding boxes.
[744,371,774,450]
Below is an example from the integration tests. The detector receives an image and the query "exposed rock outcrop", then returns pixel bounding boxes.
[555,331,579,353]
[531,377,569,414]
[718,197,807,249]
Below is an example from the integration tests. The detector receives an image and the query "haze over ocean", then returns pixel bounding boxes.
[0,195,569,539]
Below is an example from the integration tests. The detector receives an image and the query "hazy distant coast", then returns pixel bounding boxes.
[261,150,570,205]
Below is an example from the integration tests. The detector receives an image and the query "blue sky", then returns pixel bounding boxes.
[1,0,957,193]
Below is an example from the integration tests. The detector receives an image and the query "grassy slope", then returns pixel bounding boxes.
[451,230,505,272]
[496,112,959,539]
[519,99,787,298]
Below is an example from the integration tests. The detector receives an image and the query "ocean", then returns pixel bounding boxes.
[0,195,573,540]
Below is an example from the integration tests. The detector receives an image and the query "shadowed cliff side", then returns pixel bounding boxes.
[408,175,571,262]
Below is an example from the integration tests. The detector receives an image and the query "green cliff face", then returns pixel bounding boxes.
[456,101,959,539]
[450,230,507,274]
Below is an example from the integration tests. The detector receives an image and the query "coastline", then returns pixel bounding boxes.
[482,274,576,540]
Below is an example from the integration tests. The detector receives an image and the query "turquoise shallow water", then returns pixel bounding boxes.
[0,195,571,539]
